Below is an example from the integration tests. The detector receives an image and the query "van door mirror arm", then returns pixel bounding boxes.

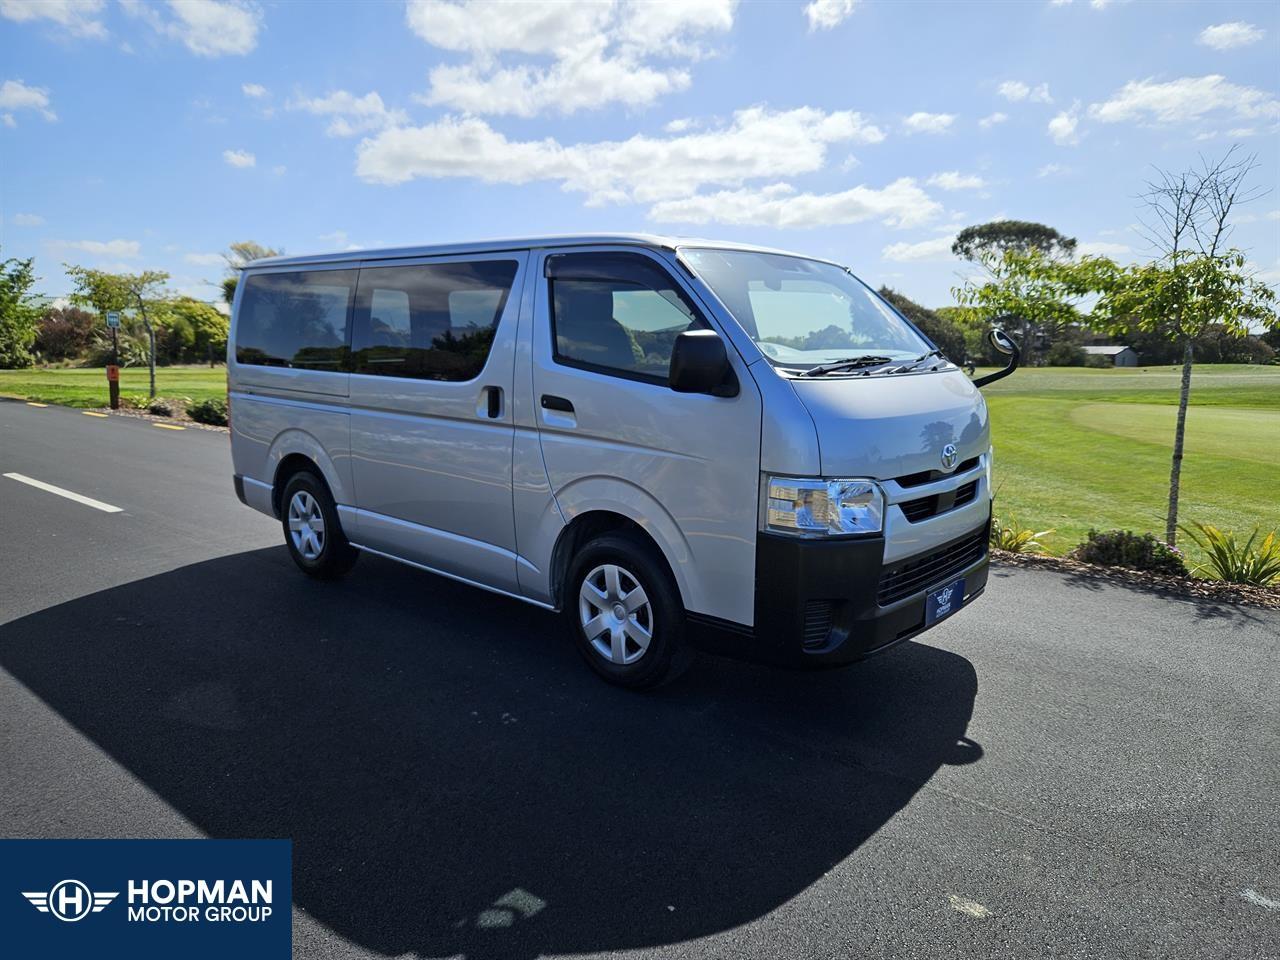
[971,326,1020,389]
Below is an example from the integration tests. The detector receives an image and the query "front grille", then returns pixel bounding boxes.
[899,479,980,523]
[894,457,980,489]
[802,600,835,651]
[877,529,987,606]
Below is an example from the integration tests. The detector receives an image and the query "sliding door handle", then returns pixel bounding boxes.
[480,385,502,419]
[540,395,574,413]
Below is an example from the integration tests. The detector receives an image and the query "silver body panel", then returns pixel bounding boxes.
[228,234,991,629]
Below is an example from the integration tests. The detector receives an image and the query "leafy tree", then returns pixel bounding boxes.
[35,306,97,361]
[152,297,229,364]
[1080,148,1278,545]
[0,252,41,368]
[877,287,967,362]
[222,241,282,305]
[951,220,1077,263]
[66,265,169,396]
[951,248,1092,365]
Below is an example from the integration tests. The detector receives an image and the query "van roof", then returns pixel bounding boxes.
[246,233,837,269]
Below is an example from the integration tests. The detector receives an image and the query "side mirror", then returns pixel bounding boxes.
[669,329,739,397]
[972,327,1021,388]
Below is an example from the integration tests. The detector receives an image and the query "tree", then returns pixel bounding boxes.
[66,265,170,397]
[0,252,41,368]
[222,241,281,305]
[35,306,97,361]
[152,297,229,364]
[951,220,1077,263]
[877,287,967,362]
[951,248,1092,365]
[1077,149,1277,544]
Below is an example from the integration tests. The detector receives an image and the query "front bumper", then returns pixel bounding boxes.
[692,512,991,667]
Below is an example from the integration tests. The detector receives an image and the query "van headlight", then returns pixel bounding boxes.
[765,476,884,537]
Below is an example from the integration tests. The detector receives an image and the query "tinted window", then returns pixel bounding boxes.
[547,253,706,381]
[351,260,518,380]
[235,270,355,369]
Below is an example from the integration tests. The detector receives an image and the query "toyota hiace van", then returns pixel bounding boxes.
[228,235,1018,687]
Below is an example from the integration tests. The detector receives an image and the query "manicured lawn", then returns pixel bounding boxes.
[0,365,226,408]
[982,364,1280,566]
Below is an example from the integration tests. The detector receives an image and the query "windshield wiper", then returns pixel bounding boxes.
[796,355,895,378]
[887,349,947,374]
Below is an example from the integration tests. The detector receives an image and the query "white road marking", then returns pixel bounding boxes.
[948,894,992,918]
[1241,889,1280,910]
[3,472,123,513]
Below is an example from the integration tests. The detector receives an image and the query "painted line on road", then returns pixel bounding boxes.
[152,422,185,431]
[1241,888,1279,910]
[947,895,992,918]
[2,472,123,514]
[26,402,48,407]
[82,411,109,418]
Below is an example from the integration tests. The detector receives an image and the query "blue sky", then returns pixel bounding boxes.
[2,0,1278,307]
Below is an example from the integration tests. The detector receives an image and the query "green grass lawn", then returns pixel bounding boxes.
[3,361,1276,569]
[0,365,226,408]
[982,364,1280,567]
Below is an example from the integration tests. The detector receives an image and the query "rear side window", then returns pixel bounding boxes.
[546,252,706,383]
[235,270,355,369]
[351,260,518,380]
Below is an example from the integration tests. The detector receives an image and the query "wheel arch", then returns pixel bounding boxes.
[550,510,683,613]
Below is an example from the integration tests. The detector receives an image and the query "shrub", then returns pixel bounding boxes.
[1044,341,1086,366]
[1179,522,1280,586]
[1073,529,1188,576]
[1083,354,1112,369]
[990,515,1053,553]
[186,396,228,426]
[147,399,174,417]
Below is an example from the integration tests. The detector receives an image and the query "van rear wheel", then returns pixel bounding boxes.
[565,532,689,689]
[281,471,358,579]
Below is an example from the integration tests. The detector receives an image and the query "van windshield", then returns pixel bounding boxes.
[680,248,931,370]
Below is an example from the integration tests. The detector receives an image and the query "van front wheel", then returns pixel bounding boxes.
[565,532,688,688]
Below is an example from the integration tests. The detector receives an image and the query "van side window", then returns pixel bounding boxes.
[547,252,707,383]
[351,260,518,381]
[235,270,356,369]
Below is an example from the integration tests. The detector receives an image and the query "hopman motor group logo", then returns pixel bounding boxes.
[21,877,274,924]
[23,880,118,921]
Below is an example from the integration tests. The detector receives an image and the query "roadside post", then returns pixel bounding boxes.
[106,311,121,410]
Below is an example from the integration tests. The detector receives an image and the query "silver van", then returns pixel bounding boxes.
[228,235,1018,687]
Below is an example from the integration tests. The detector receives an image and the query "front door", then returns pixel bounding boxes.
[348,252,528,595]
[530,247,762,626]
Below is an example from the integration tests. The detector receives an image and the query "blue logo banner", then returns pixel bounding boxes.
[0,839,291,960]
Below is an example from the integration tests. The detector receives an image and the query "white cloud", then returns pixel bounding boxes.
[121,0,261,58]
[2,114,13,127]
[1048,102,1081,144]
[271,164,286,176]
[11,212,45,226]
[355,105,887,209]
[222,148,255,167]
[1037,162,1071,177]
[1089,75,1280,125]
[997,80,1052,103]
[60,239,142,258]
[1198,22,1264,51]
[903,111,955,134]
[804,0,856,30]
[318,230,349,244]
[288,90,408,137]
[1077,240,1132,258]
[927,170,986,191]
[184,252,224,266]
[241,82,268,98]
[0,0,106,39]
[0,79,57,122]
[978,111,1008,129]
[882,234,956,262]
[407,0,735,117]
[650,178,941,229]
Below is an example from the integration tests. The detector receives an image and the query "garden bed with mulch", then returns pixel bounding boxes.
[991,549,1280,610]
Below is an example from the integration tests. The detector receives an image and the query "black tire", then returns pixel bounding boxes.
[280,470,358,580]
[564,531,690,689]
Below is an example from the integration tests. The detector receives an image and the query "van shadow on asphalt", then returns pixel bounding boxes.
[0,547,980,960]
